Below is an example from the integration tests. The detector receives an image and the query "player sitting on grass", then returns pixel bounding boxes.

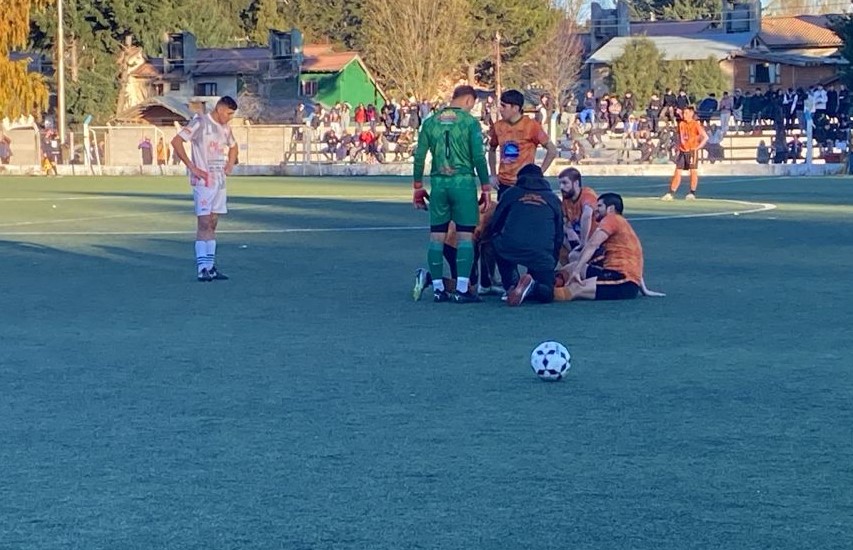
[558,167,597,266]
[554,193,664,301]
[413,85,491,303]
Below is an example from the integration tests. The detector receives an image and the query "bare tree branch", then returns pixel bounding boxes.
[360,0,471,99]
[517,0,584,108]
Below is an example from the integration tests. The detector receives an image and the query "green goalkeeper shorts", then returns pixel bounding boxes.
[429,175,479,228]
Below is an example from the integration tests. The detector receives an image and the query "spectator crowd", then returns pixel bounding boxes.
[558,83,851,166]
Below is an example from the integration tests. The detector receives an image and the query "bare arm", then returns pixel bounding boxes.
[563,224,580,248]
[696,125,709,151]
[579,205,594,245]
[487,147,498,186]
[570,228,609,280]
[171,134,207,181]
[225,145,238,175]
[540,140,558,174]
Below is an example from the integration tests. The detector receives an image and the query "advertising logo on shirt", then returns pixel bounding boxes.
[501,141,520,163]
[438,110,458,124]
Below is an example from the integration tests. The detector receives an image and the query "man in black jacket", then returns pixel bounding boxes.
[662,88,677,124]
[647,92,662,132]
[487,164,563,306]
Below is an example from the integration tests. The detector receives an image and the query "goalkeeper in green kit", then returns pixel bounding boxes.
[413,85,492,304]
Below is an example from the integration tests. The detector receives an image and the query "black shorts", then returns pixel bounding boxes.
[497,184,513,201]
[586,265,639,300]
[674,150,698,170]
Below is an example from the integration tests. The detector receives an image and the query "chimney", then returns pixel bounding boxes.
[616,0,630,37]
[724,0,761,34]
[163,31,197,74]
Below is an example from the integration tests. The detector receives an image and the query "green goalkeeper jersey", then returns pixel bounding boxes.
[412,107,490,185]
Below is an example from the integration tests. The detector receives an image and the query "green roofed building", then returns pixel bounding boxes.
[113,29,385,124]
[299,45,385,110]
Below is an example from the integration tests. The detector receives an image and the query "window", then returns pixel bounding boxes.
[753,63,770,84]
[750,63,782,85]
[153,83,164,96]
[170,81,181,92]
[271,34,292,58]
[301,80,317,97]
[194,82,217,96]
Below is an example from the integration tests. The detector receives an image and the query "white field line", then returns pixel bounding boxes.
[0,199,777,237]
[0,193,408,203]
[0,175,782,203]
[0,200,352,228]
[629,199,777,220]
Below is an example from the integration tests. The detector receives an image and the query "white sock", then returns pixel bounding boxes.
[195,241,206,273]
[433,279,445,292]
[457,277,469,293]
[205,240,216,270]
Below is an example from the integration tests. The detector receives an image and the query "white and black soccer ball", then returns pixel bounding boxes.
[530,341,571,382]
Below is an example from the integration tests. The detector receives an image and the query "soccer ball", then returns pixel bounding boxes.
[530,341,571,381]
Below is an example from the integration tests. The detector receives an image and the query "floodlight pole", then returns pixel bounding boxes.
[57,0,67,148]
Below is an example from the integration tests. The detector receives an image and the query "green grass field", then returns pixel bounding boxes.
[1,174,852,549]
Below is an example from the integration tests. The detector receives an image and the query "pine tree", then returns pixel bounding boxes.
[830,14,853,90]
[683,56,729,100]
[243,0,287,45]
[657,60,688,96]
[609,37,666,105]
[467,0,556,88]
[662,0,721,20]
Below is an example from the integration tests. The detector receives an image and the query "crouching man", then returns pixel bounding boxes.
[487,164,563,306]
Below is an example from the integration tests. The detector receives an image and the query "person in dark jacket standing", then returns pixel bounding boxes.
[487,164,563,306]
[647,92,662,132]
[621,91,636,127]
[662,88,677,124]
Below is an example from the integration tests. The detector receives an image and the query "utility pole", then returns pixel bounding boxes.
[494,31,502,100]
[57,0,67,147]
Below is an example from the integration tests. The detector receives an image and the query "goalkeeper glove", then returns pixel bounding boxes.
[478,184,492,210]
[413,182,428,210]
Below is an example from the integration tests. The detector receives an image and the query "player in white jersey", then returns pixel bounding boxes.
[171,96,238,281]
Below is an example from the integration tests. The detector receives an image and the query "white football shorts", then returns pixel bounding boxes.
[191,174,227,216]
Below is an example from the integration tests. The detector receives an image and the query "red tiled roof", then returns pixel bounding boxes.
[759,15,842,48]
[302,45,335,56]
[301,49,358,72]
[131,62,161,77]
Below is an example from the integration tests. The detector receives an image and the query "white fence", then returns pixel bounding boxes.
[0,123,329,167]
